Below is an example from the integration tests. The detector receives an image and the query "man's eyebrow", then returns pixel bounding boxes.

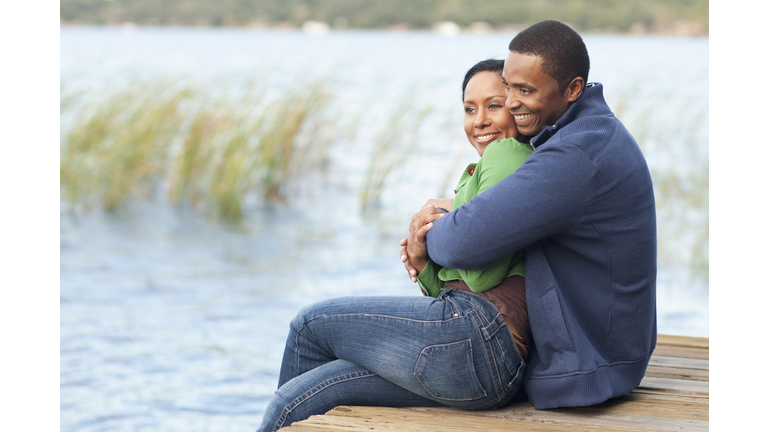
[511,81,535,90]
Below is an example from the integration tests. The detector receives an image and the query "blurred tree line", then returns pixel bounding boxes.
[61,0,708,35]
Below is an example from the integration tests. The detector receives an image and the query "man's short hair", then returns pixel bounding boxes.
[508,20,590,94]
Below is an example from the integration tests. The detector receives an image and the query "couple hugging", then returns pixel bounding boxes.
[257,19,656,432]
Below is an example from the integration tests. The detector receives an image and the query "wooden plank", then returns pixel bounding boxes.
[638,376,709,395]
[578,394,709,421]
[644,365,709,382]
[656,334,708,349]
[648,355,709,370]
[653,335,709,360]
[439,403,708,430]
[278,335,710,431]
[319,405,707,432]
[617,390,710,405]
[651,344,708,360]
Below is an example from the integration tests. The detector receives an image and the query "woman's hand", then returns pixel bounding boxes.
[400,205,449,282]
[422,198,454,213]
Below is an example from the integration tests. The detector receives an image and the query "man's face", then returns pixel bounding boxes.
[502,51,573,137]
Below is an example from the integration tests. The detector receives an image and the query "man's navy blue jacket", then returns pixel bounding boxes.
[426,83,657,409]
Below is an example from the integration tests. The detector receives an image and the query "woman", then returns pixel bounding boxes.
[256,59,532,432]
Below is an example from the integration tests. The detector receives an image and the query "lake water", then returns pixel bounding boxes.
[60,27,709,431]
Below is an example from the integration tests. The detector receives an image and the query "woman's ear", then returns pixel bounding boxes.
[565,77,585,102]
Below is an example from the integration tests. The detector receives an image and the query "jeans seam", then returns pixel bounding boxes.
[272,369,377,431]
[363,314,461,324]
[469,309,503,401]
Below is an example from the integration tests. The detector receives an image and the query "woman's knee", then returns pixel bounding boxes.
[288,300,327,334]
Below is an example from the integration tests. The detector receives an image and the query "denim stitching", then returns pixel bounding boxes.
[459,298,502,400]
[363,314,460,324]
[414,340,487,402]
[494,336,516,378]
[272,369,377,431]
[469,309,503,401]
[292,318,333,381]
[454,288,518,405]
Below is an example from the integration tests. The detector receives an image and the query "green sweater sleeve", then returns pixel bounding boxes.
[416,259,444,298]
[440,138,532,293]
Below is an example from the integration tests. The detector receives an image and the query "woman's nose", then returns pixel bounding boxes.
[474,109,490,128]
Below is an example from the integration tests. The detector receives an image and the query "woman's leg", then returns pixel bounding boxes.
[258,360,443,432]
[259,289,525,430]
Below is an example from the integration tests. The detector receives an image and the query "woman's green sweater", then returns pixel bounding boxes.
[417,137,533,297]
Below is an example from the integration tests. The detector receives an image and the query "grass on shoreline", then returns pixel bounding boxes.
[61,79,337,219]
[60,76,709,282]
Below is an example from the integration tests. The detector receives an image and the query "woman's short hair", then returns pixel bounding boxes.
[462,59,505,101]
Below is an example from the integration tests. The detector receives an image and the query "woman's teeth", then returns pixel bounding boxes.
[477,133,497,141]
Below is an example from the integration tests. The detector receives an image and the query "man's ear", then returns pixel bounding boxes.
[564,77,585,102]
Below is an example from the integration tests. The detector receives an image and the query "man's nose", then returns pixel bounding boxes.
[505,92,521,111]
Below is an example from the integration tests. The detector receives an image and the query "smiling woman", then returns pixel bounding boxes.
[462,65,520,155]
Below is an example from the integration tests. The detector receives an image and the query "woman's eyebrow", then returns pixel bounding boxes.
[464,94,506,105]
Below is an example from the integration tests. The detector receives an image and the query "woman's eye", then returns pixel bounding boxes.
[489,103,503,109]
[464,107,475,114]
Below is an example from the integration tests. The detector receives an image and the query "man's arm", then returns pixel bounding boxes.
[426,143,595,270]
[442,139,531,291]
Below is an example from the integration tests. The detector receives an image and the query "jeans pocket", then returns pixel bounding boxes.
[414,340,487,401]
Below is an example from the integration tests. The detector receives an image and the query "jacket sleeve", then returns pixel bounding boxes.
[450,140,529,291]
[426,141,594,270]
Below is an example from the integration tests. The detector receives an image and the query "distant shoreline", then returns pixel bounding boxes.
[58,23,709,38]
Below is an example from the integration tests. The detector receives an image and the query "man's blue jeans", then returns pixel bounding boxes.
[257,288,526,431]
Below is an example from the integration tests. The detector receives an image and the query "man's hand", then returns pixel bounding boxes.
[400,204,450,282]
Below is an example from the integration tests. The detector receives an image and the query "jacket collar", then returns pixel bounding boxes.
[529,82,609,149]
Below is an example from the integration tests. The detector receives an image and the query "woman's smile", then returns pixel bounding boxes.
[475,132,502,145]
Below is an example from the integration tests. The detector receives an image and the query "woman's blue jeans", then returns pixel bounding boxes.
[256,288,526,432]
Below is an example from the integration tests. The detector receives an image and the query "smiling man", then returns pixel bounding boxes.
[424,20,657,409]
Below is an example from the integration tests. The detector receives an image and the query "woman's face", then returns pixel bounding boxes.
[463,71,520,156]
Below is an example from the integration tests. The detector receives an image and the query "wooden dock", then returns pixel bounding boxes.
[280,334,708,431]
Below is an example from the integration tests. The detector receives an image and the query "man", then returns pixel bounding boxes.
[415,20,657,409]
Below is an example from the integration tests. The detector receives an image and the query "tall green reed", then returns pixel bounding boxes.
[61,82,190,211]
[61,78,336,219]
[360,92,433,209]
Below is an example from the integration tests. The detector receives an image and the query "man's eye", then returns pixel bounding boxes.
[520,88,530,94]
